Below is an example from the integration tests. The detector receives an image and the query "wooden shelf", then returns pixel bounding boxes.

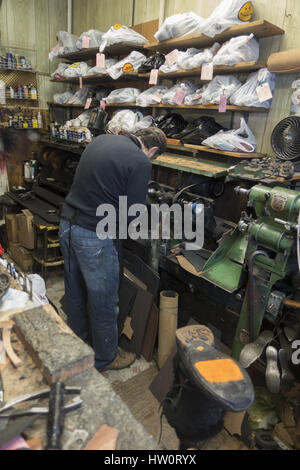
[183,143,267,159]
[139,62,266,79]
[153,153,230,178]
[47,101,85,108]
[145,20,285,54]
[149,103,268,113]
[50,72,139,84]
[57,43,146,62]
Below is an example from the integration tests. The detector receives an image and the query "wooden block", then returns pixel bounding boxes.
[13,304,95,384]
[84,425,119,451]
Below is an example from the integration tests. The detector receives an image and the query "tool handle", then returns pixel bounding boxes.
[46,382,65,450]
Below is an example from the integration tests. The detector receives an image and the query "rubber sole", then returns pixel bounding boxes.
[176,325,214,350]
[239,330,274,369]
[278,348,295,392]
[265,345,281,394]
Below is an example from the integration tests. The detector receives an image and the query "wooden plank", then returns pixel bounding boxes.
[139,62,266,79]
[153,154,230,178]
[58,43,145,62]
[13,304,95,384]
[183,144,268,159]
[145,20,285,53]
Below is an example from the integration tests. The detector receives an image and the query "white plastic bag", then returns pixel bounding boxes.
[184,85,209,105]
[89,59,118,75]
[155,12,204,42]
[201,75,242,104]
[213,34,259,66]
[51,63,69,79]
[202,118,257,153]
[107,51,147,80]
[27,274,49,307]
[136,86,169,107]
[178,43,220,70]
[76,30,104,49]
[291,79,300,115]
[63,62,90,77]
[159,50,186,73]
[135,115,154,130]
[105,88,141,104]
[200,0,254,38]
[161,81,198,105]
[100,25,148,52]
[230,68,275,108]
[53,91,75,104]
[71,87,90,104]
[107,110,144,134]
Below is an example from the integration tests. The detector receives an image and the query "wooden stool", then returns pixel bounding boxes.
[32,219,64,280]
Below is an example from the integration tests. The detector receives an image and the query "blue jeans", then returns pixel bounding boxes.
[59,219,120,369]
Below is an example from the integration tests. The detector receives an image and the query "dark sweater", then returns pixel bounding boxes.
[62,134,152,232]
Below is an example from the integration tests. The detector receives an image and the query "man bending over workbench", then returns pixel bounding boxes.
[59,127,167,372]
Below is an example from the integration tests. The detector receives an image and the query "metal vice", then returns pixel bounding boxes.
[230,185,300,360]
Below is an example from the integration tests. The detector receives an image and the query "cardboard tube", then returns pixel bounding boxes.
[267,49,300,74]
[157,290,178,369]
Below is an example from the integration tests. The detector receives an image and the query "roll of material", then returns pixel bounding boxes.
[267,49,300,74]
[157,290,178,369]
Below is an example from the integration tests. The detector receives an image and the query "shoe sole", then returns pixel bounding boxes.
[239,330,274,369]
[265,346,281,394]
[98,356,136,373]
[176,325,214,350]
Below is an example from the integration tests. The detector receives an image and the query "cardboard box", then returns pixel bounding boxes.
[9,242,33,272]
[5,214,18,244]
[16,210,35,250]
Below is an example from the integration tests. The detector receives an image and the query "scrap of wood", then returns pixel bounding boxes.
[3,325,22,368]
[13,305,95,384]
[84,425,120,450]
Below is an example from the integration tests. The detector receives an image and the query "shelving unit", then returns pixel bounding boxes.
[45,19,286,179]
[145,20,285,53]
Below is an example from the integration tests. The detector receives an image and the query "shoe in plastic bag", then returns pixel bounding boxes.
[105,88,141,104]
[161,81,198,105]
[174,117,226,144]
[138,52,166,73]
[107,51,147,80]
[202,117,257,153]
[155,12,204,42]
[100,24,148,52]
[154,113,188,138]
[76,29,104,49]
[213,34,259,66]
[201,75,242,105]
[200,0,254,39]
[230,68,275,108]
[136,86,169,107]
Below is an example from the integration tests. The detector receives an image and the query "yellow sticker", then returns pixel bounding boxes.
[69,62,81,68]
[122,63,134,73]
[114,24,123,30]
[196,346,204,352]
[238,1,254,22]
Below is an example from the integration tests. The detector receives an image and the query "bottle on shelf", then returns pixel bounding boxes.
[23,85,28,99]
[30,85,37,100]
[37,111,43,129]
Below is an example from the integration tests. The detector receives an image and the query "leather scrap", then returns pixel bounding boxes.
[84,425,119,450]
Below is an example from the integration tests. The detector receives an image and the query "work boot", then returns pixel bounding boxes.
[99,348,136,372]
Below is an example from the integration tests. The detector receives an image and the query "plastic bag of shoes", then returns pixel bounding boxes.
[174,117,225,144]
[138,52,166,73]
[154,113,188,137]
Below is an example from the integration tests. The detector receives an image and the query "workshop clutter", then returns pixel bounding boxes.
[0,52,32,70]
[5,210,35,272]
[51,110,92,143]
[0,107,45,130]
[154,0,254,41]
[201,75,242,105]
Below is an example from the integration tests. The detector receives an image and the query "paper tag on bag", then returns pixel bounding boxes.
[152,93,162,103]
[67,96,76,105]
[100,100,106,110]
[79,77,83,89]
[96,53,106,69]
[149,69,159,85]
[82,36,90,49]
[219,95,227,113]
[84,98,92,110]
[173,89,186,105]
[52,44,60,53]
[256,83,273,103]
[201,62,214,81]
[165,49,179,67]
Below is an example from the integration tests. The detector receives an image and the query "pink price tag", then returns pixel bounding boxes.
[191,93,202,102]
[165,49,179,67]
[79,77,83,89]
[219,95,227,113]
[256,83,273,103]
[67,96,76,104]
[173,89,186,105]
[85,98,92,110]
[82,36,90,49]
[201,63,214,81]
[52,44,60,53]
[152,93,162,103]
[96,53,106,68]
[149,69,159,85]
[100,100,106,110]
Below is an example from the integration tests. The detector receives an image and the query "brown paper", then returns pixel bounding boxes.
[267,48,300,74]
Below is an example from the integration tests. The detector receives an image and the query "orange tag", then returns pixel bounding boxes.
[195,359,243,383]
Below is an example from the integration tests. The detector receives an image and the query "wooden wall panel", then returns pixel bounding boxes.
[6,0,36,49]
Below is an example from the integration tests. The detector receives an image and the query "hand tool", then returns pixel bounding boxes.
[46,382,66,450]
